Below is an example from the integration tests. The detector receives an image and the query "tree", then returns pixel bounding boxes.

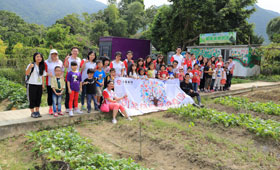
[90,20,109,45]
[267,17,280,43]
[123,1,144,35]
[46,24,70,48]
[149,0,263,53]
[56,14,85,35]
[119,0,144,14]
[0,39,7,59]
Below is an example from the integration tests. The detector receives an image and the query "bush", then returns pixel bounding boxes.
[0,68,25,84]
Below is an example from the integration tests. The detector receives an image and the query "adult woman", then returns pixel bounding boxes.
[109,51,125,77]
[26,53,46,118]
[197,55,203,66]
[144,55,153,71]
[210,56,216,65]
[102,81,132,124]
[153,54,165,71]
[215,55,224,68]
[45,49,64,115]
[80,51,97,110]
[64,47,82,113]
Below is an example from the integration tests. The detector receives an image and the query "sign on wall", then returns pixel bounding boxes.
[200,32,237,44]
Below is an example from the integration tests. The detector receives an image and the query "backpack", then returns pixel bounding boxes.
[25,63,35,86]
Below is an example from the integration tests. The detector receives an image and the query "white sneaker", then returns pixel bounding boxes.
[75,109,83,114]
[69,110,74,117]
[112,119,117,124]
[66,109,70,113]
[127,117,132,121]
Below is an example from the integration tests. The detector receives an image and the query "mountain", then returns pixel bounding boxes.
[248,5,280,43]
[0,0,107,26]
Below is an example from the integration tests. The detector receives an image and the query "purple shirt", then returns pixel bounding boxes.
[67,71,81,92]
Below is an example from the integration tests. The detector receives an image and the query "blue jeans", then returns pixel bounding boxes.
[87,94,98,111]
[192,83,198,92]
[81,85,87,106]
[52,93,62,113]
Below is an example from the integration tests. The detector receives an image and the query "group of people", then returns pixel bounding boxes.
[25,46,235,124]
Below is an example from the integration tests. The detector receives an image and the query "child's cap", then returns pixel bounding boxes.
[217,63,222,66]
[179,66,184,70]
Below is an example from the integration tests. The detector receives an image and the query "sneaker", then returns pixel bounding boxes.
[112,119,117,124]
[66,109,70,113]
[127,117,133,121]
[87,110,91,113]
[54,113,58,117]
[58,112,64,116]
[81,105,86,110]
[49,108,53,115]
[75,109,83,114]
[69,110,74,117]
[199,104,204,108]
[31,112,37,118]
[36,112,42,118]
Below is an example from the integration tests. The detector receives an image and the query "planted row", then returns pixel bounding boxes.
[0,77,28,109]
[168,105,280,140]
[26,126,149,170]
[214,96,280,116]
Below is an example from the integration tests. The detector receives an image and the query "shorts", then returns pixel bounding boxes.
[96,86,103,96]
[205,78,212,88]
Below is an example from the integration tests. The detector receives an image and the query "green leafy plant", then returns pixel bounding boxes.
[214,96,280,116]
[0,77,28,109]
[168,105,280,140]
[26,127,150,170]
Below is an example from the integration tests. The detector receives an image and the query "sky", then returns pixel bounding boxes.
[96,0,280,13]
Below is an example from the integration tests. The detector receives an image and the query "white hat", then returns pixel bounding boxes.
[50,49,58,55]
[217,63,222,66]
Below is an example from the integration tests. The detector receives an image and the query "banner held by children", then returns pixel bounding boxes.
[114,77,194,116]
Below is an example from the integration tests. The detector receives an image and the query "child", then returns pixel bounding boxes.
[210,63,216,91]
[67,61,82,116]
[104,68,116,89]
[177,66,185,82]
[204,60,213,92]
[147,62,157,78]
[187,67,193,83]
[94,60,106,106]
[83,68,99,113]
[128,63,138,79]
[221,66,227,91]
[138,68,148,79]
[191,63,200,92]
[103,57,111,75]
[172,60,179,77]
[136,58,145,72]
[199,64,205,92]
[158,65,169,80]
[167,65,175,79]
[51,66,65,117]
[214,63,223,91]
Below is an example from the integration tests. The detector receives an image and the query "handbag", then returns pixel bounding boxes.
[100,102,110,112]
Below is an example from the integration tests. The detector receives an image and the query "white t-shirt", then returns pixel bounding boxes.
[66,56,81,72]
[103,88,116,105]
[212,69,216,79]
[216,68,223,78]
[82,61,96,82]
[171,54,184,67]
[45,60,64,86]
[138,75,147,79]
[188,72,193,83]
[110,60,125,77]
[26,64,47,85]
[129,72,138,79]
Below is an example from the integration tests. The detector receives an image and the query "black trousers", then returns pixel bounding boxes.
[28,84,42,109]
[47,85,53,106]
[65,82,69,109]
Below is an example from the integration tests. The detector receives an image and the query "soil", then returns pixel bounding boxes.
[240,88,280,104]
[76,111,280,170]
[0,99,10,112]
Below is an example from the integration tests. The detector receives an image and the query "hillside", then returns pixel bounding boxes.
[248,5,280,43]
[0,0,107,26]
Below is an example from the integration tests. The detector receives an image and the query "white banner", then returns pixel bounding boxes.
[114,77,194,116]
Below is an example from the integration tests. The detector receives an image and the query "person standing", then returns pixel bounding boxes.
[80,51,97,110]
[123,50,134,76]
[170,47,184,68]
[83,68,99,113]
[64,47,82,113]
[25,53,46,118]
[153,54,165,72]
[215,55,224,68]
[227,57,235,90]
[45,49,64,115]
[51,66,65,117]
[110,51,125,77]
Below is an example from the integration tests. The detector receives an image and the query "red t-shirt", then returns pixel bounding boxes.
[215,61,224,68]
[184,59,192,68]
[191,69,200,83]
[159,71,168,79]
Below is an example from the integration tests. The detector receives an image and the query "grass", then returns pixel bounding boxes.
[232,74,280,84]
